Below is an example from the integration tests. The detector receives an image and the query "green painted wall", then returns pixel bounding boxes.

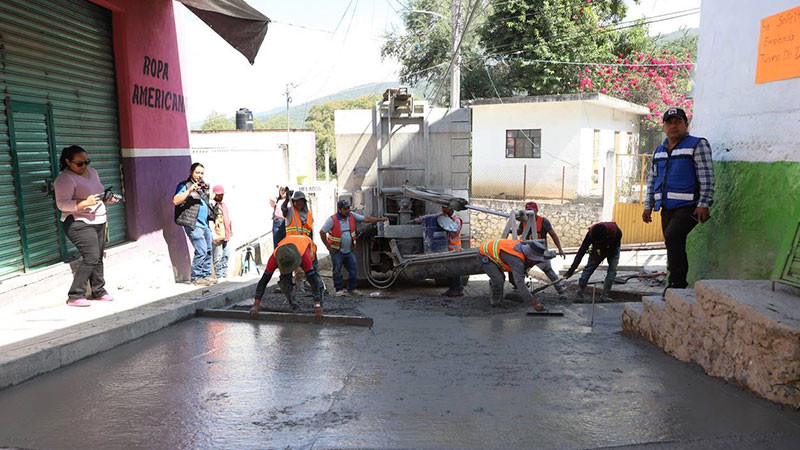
[687,161,800,283]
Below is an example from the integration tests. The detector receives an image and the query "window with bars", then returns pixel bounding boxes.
[505,129,541,158]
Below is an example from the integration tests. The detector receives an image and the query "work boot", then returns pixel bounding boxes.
[575,289,585,300]
[442,290,464,297]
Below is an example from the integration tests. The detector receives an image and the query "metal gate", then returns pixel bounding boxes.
[612,153,663,244]
[0,0,125,277]
[7,100,66,269]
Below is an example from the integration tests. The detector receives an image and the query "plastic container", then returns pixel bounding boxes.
[422,215,447,253]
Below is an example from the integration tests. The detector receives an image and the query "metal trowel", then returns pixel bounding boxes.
[526,301,564,316]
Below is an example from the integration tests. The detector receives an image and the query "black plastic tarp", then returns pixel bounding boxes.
[176,0,270,64]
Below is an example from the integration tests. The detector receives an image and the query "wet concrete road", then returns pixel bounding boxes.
[0,300,798,449]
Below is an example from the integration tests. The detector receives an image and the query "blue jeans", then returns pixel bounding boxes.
[331,250,358,292]
[213,240,229,278]
[272,219,286,248]
[578,249,620,295]
[186,226,212,281]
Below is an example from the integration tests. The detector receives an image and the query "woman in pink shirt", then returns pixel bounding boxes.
[53,145,119,307]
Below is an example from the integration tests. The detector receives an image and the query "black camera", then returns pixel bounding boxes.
[196,180,210,191]
[102,186,123,202]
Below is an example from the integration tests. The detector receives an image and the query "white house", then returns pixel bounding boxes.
[468,93,649,200]
[188,129,332,261]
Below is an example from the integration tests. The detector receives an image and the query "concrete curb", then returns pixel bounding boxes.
[0,281,257,392]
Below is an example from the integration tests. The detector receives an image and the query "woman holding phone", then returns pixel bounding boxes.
[53,145,119,307]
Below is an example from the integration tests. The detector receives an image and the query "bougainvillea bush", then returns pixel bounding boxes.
[577,49,694,130]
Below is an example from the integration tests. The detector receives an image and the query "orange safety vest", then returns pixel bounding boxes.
[286,206,313,237]
[441,212,463,252]
[520,215,545,240]
[275,235,315,261]
[327,213,357,250]
[479,239,525,272]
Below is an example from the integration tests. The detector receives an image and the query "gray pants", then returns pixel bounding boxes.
[536,260,565,294]
[479,254,506,305]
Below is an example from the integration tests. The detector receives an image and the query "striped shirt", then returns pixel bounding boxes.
[644,138,714,210]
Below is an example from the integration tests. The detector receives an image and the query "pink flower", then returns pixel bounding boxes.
[600,88,608,94]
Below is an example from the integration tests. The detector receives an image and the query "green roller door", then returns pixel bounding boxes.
[0,0,126,276]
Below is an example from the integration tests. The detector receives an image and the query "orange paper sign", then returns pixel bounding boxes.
[756,5,800,84]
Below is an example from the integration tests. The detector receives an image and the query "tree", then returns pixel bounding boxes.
[479,0,648,96]
[255,115,297,130]
[383,1,649,103]
[305,94,382,178]
[200,110,234,131]
[382,0,486,106]
[576,32,696,133]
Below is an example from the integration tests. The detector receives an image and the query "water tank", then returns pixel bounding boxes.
[235,108,253,130]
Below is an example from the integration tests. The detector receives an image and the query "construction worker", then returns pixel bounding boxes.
[642,107,714,289]
[281,188,315,291]
[282,189,313,238]
[250,234,324,318]
[320,199,388,297]
[563,222,622,301]
[518,201,567,298]
[478,239,554,311]
[439,200,465,297]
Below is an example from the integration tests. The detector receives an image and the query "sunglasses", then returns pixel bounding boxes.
[70,159,91,167]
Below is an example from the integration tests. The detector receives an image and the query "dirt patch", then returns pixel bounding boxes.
[230,287,366,317]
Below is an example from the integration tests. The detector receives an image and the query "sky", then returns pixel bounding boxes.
[177,0,702,124]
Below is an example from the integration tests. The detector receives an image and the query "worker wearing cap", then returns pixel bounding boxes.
[517,201,566,298]
[642,107,714,290]
[564,222,622,301]
[282,188,316,290]
[282,188,313,238]
[320,199,388,297]
[250,235,324,318]
[439,200,465,297]
[478,239,554,311]
[210,185,232,279]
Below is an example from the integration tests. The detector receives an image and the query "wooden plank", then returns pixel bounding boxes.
[196,308,374,328]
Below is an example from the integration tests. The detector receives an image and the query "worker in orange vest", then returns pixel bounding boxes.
[564,222,622,301]
[478,239,555,311]
[281,189,316,291]
[282,189,313,238]
[250,235,324,318]
[517,201,566,298]
[320,199,388,297]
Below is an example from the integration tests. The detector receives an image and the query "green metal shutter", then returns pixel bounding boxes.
[0,0,126,275]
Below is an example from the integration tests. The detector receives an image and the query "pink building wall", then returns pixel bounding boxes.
[92,0,193,279]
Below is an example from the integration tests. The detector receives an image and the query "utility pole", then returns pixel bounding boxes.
[450,0,462,111]
[284,83,295,184]
[324,141,331,183]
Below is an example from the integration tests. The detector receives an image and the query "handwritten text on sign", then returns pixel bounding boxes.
[756,5,800,84]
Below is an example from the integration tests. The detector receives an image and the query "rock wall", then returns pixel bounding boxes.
[622,280,800,407]
[469,198,603,248]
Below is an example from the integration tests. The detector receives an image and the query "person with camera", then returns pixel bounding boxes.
[173,162,216,286]
[269,186,288,248]
[54,145,120,307]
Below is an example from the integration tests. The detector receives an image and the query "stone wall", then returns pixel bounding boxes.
[469,198,603,248]
[622,280,800,407]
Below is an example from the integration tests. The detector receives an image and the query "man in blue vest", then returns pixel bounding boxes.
[642,108,715,289]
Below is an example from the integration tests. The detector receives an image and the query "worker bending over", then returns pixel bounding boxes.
[478,239,555,311]
[564,222,622,301]
[250,235,325,318]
